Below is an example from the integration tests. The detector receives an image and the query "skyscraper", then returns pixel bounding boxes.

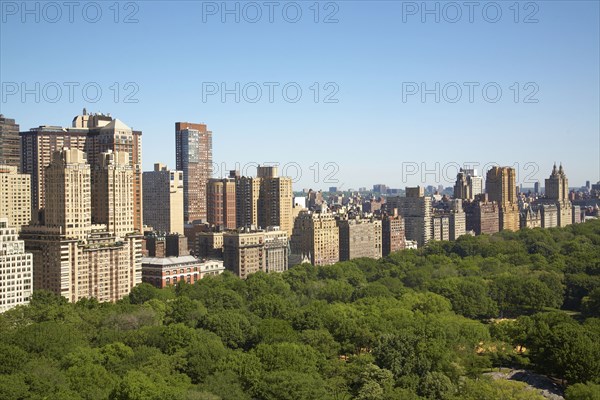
[486,166,519,231]
[175,122,213,223]
[0,165,31,231]
[21,148,142,303]
[92,151,134,238]
[20,110,143,231]
[235,175,261,228]
[0,218,33,313]
[257,166,293,237]
[543,163,572,227]
[454,169,483,200]
[0,115,21,170]
[143,163,184,234]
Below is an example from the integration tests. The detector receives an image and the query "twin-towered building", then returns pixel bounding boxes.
[20,110,144,231]
[19,148,142,303]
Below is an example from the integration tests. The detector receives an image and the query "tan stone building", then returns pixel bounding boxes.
[0,165,31,231]
[432,214,450,241]
[544,164,572,227]
[175,122,212,223]
[338,217,382,261]
[20,111,143,231]
[223,227,289,278]
[0,218,33,313]
[448,199,466,241]
[257,166,293,237]
[290,211,339,266]
[486,166,519,231]
[21,148,142,303]
[143,163,184,234]
[93,151,134,238]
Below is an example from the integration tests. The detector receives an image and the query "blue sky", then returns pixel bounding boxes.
[1,0,598,190]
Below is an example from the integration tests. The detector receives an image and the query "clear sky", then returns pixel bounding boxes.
[1,0,598,191]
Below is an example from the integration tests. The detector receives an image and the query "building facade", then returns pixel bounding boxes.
[338,218,382,261]
[486,166,519,231]
[175,122,212,223]
[207,175,237,230]
[0,218,33,312]
[0,115,21,170]
[464,194,500,235]
[142,256,224,288]
[382,212,406,256]
[290,211,339,266]
[0,165,31,231]
[143,163,184,234]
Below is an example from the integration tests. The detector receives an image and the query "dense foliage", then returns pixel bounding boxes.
[2,221,600,399]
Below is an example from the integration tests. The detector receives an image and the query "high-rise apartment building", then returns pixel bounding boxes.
[464,194,500,235]
[143,163,184,234]
[21,148,142,303]
[257,166,293,237]
[0,218,33,313]
[0,115,21,170]
[338,217,382,261]
[543,164,572,227]
[93,151,134,238]
[448,199,466,241]
[386,187,432,247]
[175,122,212,223]
[207,174,237,229]
[454,169,484,200]
[235,176,261,228]
[0,165,31,231]
[20,110,143,231]
[290,211,339,266]
[382,211,406,256]
[486,166,519,231]
[44,148,92,240]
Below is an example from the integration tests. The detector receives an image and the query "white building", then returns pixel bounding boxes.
[0,218,33,312]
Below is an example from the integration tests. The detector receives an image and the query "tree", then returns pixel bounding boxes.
[565,382,600,400]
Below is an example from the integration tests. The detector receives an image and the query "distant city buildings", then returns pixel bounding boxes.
[175,122,212,223]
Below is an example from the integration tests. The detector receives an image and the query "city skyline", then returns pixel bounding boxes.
[1,1,598,188]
